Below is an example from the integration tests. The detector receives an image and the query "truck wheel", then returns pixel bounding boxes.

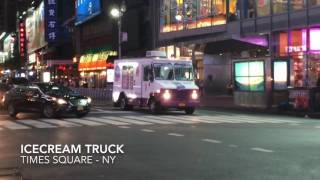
[185,107,195,115]
[149,99,161,114]
[119,96,131,111]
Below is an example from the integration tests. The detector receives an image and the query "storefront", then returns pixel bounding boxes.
[233,27,320,109]
[78,50,117,88]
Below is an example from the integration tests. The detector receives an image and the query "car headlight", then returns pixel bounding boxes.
[57,98,68,105]
[191,90,198,100]
[162,90,171,100]
[87,97,92,104]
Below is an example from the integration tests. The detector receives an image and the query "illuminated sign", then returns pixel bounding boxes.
[26,2,46,53]
[45,0,58,42]
[19,22,26,60]
[273,61,288,90]
[234,61,265,91]
[75,0,102,25]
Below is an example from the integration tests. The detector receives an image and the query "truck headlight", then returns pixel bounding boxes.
[57,98,68,105]
[163,90,171,100]
[191,90,198,100]
[87,97,92,104]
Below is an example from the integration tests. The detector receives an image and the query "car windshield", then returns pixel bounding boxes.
[38,84,75,96]
[153,63,174,80]
[174,63,194,81]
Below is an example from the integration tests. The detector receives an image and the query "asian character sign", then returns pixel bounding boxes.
[45,0,58,43]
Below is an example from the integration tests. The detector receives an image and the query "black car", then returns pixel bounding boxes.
[4,83,91,118]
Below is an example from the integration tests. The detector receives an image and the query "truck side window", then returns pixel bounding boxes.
[143,65,150,81]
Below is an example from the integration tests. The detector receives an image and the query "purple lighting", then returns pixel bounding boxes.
[236,36,268,47]
[310,28,320,51]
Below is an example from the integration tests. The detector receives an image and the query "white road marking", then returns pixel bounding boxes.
[156,116,196,124]
[86,117,130,126]
[141,129,155,133]
[0,121,31,130]
[228,144,239,148]
[18,120,57,128]
[251,147,274,153]
[118,126,130,129]
[168,133,184,137]
[106,117,153,125]
[41,119,82,128]
[64,118,105,126]
[315,126,320,129]
[125,116,174,124]
[202,138,222,144]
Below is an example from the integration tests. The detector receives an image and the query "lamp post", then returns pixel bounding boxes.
[110,1,126,59]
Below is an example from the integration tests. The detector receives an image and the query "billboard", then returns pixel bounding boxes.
[26,1,47,53]
[75,0,102,25]
[45,0,58,43]
[234,61,265,91]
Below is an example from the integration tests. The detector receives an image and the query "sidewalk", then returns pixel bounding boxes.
[200,95,320,118]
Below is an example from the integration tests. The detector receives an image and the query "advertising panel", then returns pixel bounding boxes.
[26,1,47,53]
[45,0,58,43]
[234,61,265,91]
[75,0,102,25]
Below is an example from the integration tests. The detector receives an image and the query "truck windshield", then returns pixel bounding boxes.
[174,63,194,81]
[153,63,174,80]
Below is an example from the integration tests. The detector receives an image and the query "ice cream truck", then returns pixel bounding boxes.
[112,51,200,114]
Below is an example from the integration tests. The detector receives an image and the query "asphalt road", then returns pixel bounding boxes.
[0,106,319,180]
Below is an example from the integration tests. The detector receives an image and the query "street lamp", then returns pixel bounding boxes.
[110,1,126,59]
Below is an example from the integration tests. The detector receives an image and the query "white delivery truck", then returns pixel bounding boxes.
[112,51,200,114]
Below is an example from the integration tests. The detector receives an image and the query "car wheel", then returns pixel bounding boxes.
[7,103,17,118]
[149,99,161,114]
[43,104,55,118]
[185,107,195,115]
[76,112,88,118]
[119,96,131,111]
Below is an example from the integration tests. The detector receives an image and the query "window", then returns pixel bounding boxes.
[244,0,256,18]
[256,0,270,16]
[174,63,194,81]
[184,0,197,29]
[197,0,212,28]
[160,0,171,33]
[273,0,288,14]
[309,0,320,6]
[153,63,174,80]
[229,0,240,21]
[143,65,151,81]
[212,0,227,25]
[234,61,265,91]
[273,61,288,90]
[290,0,306,10]
[159,0,226,33]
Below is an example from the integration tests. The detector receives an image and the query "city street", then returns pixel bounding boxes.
[0,106,319,180]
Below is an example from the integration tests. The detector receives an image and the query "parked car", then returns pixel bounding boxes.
[4,83,91,118]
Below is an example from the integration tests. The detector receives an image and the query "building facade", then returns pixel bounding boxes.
[155,0,320,108]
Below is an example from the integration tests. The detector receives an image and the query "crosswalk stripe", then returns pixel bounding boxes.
[64,118,105,126]
[18,120,57,128]
[0,121,31,130]
[85,117,130,126]
[41,119,82,127]
[202,138,222,144]
[124,116,175,124]
[106,117,153,125]
[168,133,184,137]
[162,116,212,124]
[154,116,196,124]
